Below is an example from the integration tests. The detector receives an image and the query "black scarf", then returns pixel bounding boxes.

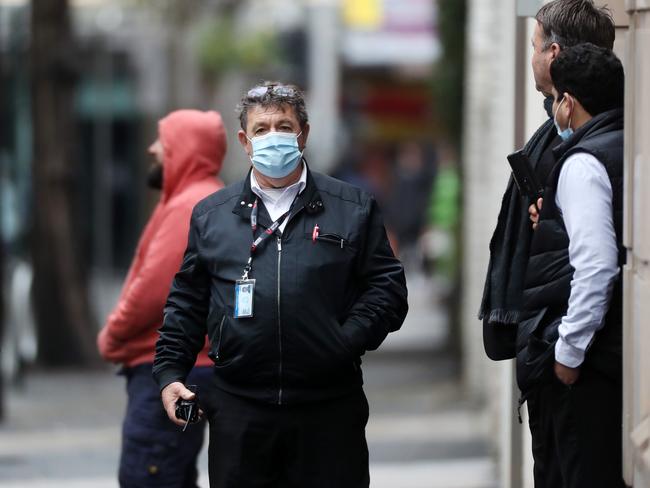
[479,99,559,326]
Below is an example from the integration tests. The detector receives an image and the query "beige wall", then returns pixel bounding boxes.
[460,1,521,484]
[623,3,650,486]
[461,0,518,399]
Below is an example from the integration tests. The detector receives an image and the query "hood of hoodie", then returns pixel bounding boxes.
[158,109,226,202]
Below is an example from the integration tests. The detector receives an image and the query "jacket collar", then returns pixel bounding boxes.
[232,162,325,223]
[552,108,624,161]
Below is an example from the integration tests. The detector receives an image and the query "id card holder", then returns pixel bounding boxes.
[234,279,255,318]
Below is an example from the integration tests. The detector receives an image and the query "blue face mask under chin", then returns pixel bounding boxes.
[553,98,574,142]
[248,131,304,179]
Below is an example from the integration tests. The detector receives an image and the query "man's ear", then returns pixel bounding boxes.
[238,129,251,156]
[562,92,580,122]
[299,123,310,150]
[563,92,574,112]
[549,42,561,61]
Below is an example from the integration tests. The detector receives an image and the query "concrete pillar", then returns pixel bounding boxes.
[461,1,521,486]
[306,0,340,173]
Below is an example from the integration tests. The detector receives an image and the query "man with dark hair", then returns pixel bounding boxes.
[480,1,614,361]
[153,81,408,488]
[550,44,624,116]
[524,43,625,487]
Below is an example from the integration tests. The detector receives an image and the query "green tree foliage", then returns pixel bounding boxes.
[196,18,281,79]
[433,0,467,152]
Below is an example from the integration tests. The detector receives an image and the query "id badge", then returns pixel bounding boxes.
[234,279,255,318]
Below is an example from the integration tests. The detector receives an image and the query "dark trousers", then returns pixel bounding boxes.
[526,367,626,488]
[203,388,370,488]
[118,364,212,488]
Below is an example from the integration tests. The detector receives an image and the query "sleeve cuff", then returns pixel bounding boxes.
[555,338,585,368]
[153,368,187,393]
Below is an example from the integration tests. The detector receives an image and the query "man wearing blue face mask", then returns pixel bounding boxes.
[525,44,625,487]
[152,81,408,488]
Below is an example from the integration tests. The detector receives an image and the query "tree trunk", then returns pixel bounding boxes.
[30,0,98,366]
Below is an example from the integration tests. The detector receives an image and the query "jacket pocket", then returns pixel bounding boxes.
[516,311,561,393]
[209,315,226,363]
[290,315,356,385]
[316,232,349,248]
[304,230,355,248]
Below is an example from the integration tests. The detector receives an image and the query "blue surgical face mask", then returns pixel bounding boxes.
[247,131,304,179]
[553,98,574,142]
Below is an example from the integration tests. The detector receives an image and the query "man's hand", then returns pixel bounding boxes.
[161,381,201,426]
[529,197,544,230]
[554,361,580,386]
[97,327,126,363]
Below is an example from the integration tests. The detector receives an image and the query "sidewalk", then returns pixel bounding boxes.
[0,272,496,487]
[365,272,496,488]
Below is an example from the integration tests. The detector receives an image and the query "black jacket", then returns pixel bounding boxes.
[516,109,624,392]
[153,167,408,405]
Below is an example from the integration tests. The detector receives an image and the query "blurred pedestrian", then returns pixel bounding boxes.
[153,81,408,488]
[385,142,436,271]
[97,110,227,487]
[523,43,625,488]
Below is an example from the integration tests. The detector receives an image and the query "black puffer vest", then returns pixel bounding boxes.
[516,108,624,392]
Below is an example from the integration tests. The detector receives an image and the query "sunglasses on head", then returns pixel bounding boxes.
[247,85,298,99]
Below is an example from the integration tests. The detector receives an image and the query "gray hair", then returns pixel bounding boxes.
[535,0,614,51]
[237,81,309,131]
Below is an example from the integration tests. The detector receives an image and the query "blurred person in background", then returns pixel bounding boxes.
[385,142,436,271]
[97,110,227,487]
[153,81,408,488]
[525,43,625,488]
[423,147,460,289]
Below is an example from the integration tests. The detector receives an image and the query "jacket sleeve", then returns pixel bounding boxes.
[153,209,210,390]
[97,205,192,362]
[340,197,409,354]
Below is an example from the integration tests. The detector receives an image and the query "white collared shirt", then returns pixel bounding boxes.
[553,152,620,368]
[250,163,307,233]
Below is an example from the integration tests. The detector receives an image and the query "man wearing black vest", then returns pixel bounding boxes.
[524,44,625,488]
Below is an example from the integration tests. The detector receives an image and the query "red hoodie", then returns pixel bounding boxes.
[97,110,226,368]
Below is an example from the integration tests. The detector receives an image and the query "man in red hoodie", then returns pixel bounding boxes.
[97,110,226,487]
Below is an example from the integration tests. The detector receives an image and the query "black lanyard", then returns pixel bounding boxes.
[242,197,294,280]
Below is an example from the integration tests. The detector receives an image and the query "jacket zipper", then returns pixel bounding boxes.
[215,315,225,361]
[273,204,307,405]
[277,236,283,405]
